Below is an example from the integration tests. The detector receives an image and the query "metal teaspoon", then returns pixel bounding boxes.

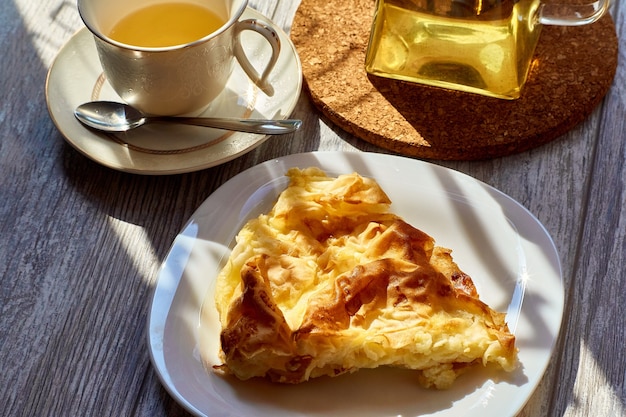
[74,101,302,135]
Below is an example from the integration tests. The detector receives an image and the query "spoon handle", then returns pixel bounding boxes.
[160,116,302,135]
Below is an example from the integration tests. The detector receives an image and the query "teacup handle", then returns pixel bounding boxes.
[538,0,610,26]
[233,19,281,97]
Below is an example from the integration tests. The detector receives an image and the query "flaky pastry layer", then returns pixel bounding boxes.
[212,167,517,389]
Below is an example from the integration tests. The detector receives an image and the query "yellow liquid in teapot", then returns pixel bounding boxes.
[365,0,543,99]
[108,2,225,47]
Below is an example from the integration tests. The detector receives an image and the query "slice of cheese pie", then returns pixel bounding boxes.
[211,167,517,389]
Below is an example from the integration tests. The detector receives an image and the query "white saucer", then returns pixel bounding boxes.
[45,8,302,175]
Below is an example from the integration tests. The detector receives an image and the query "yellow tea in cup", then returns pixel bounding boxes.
[108,2,225,47]
[79,0,281,115]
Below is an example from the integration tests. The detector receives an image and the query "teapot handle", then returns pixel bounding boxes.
[538,0,610,26]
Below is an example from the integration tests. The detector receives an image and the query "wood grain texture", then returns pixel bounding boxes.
[0,0,624,416]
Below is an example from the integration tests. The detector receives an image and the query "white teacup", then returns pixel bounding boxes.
[77,0,281,115]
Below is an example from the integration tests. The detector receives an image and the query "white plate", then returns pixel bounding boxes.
[148,151,563,416]
[45,8,302,175]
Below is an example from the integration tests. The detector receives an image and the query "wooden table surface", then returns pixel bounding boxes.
[1,0,624,416]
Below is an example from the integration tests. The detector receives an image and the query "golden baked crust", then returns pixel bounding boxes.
[212,167,517,388]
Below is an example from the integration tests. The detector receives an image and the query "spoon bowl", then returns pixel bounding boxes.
[74,101,302,135]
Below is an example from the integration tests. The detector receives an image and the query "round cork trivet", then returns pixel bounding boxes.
[290,0,618,160]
